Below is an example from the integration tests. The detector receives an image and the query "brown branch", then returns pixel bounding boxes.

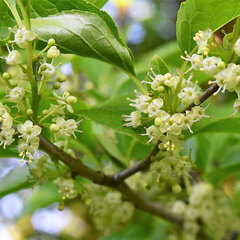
[39,136,183,225]
[111,144,159,184]
[183,83,219,112]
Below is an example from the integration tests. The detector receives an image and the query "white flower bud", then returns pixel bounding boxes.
[50,124,60,132]
[66,96,77,105]
[27,109,33,116]
[48,38,56,47]
[47,46,60,59]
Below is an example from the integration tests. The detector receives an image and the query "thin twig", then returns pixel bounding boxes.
[111,144,159,184]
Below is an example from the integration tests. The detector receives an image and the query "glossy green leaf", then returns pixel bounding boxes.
[78,94,148,144]
[32,11,135,75]
[22,181,61,215]
[177,0,240,52]
[30,0,108,16]
[0,166,34,197]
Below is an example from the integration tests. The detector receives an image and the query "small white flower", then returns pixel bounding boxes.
[123,111,141,128]
[9,86,25,100]
[0,128,15,149]
[178,87,199,106]
[213,63,239,94]
[202,56,222,75]
[40,63,56,78]
[190,54,204,70]
[128,95,151,113]
[17,120,41,142]
[182,115,194,133]
[147,98,163,117]
[145,72,165,91]
[15,27,36,48]
[160,114,184,136]
[6,50,22,65]
[144,125,162,144]
[53,117,82,140]
[0,112,13,130]
[189,106,208,121]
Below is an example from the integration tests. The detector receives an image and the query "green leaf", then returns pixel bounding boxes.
[95,134,126,165]
[205,143,240,184]
[177,0,240,52]
[78,94,148,144]
[30,0,108,17]
[102,215,167,240]
[195,117,240,135]
[0,0,16,41]
[85,0,108,8]
[148,55,170,76]
[0,165,34,197]
[185,102,240,138]
[0,147,19,158]
[31,10,135,75]
[22,181,61,215]
[135,42,181,73]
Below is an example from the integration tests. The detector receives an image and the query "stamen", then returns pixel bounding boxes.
[213,87,222,96]
[150,68,157,77]
[146,136,154,145]
[187,124,193,133]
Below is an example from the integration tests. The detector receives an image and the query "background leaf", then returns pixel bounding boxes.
[78,94,148,144]
[0,0,16,41]
[177,0,240,52]
[0,166,34,198]
[22,181,61,215]
[147,55,170,75]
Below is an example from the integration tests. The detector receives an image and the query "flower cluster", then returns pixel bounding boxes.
[0,26,83,163]
[82,184,134,235]
[186,29,240,116]
[171,183,240,240]
[123,63,207,186]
